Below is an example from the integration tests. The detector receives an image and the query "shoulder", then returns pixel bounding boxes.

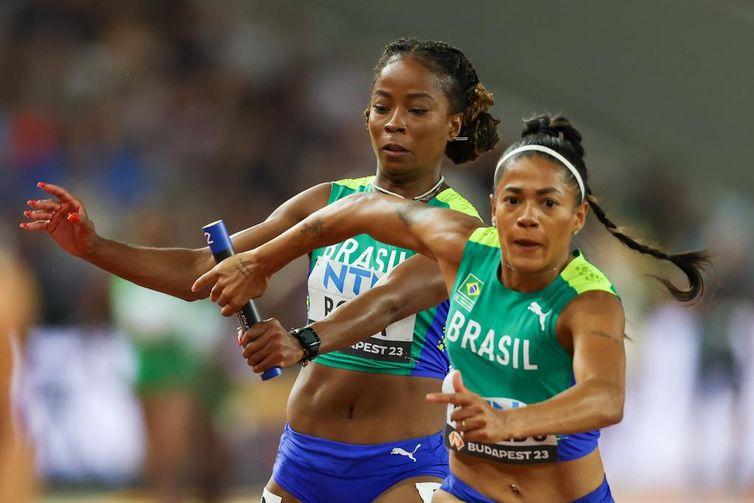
[330,175,375,191]
[560,252,616,296]
[432,187,481,220]
[466,227,500,248]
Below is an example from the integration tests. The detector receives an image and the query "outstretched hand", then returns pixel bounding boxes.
[20,182,97,258]
[191,250,269,316]
[427,370,510,443]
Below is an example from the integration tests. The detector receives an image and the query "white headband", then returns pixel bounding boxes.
[495,145,585,202]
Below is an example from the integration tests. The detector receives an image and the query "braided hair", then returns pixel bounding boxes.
[494,114,710,302]
[372,38,500,164]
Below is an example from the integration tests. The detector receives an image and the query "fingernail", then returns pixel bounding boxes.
[66,213,80,223]
[27,200,34,206]
[37,182,46,188]
[19,223,26,228]
[24,211,30,216]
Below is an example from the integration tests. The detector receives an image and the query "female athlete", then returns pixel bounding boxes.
[196,115,708,502]
[22,39,500,502]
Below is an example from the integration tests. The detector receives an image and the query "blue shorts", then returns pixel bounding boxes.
[273,424,448,503]
[440,473,614,503]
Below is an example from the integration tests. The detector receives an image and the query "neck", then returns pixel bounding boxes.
[498,252,573,293]
[373,163,443,199]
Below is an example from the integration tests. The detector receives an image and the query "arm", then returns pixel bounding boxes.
[430,291,625,442]
[21,182,330,300]
[239,255,448,372]
[194,192,479,315]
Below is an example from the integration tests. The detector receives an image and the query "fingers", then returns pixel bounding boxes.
[426,392,476,406]
[454,416,485,433]
[449,406,480,423]
[23,209,54,221]
[27,199,61,212]
[452,370,469,393]
[19,220,50,231]
[240,321,272,346]
[251,352,281,374]
[192,267,218,293]
[220,301,240,317]
[205,274,222,300]
[37,182,77,203]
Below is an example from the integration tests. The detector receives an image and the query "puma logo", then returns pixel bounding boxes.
[527,302,551,332]
[391,443,421,462]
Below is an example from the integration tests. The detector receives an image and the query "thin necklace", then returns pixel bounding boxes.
[371,176,445,201]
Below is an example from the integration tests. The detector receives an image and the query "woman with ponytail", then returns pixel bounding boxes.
[198,114,708,502]
[23,39,501,502]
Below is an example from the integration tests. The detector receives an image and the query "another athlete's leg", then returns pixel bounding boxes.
[260,477,301,503]
[431,489,463,502]
[373,476,443,503]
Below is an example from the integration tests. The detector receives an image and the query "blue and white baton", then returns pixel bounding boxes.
[202,220,282,381]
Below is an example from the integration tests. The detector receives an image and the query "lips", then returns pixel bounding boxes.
[382,143,410,153]
[512,238,542,250]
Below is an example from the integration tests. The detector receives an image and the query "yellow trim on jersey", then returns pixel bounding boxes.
[468,227,500,248]
[332,175,375,190]
[436,188,481,220]
[561,253,616,295]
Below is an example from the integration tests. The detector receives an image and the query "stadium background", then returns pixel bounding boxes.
[1,1,753,501]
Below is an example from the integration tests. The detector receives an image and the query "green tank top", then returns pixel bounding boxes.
[443,227,618,464]
[308,175,480,378]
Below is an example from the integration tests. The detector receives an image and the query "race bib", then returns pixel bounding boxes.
[308,257,416,362]
[441,373,557,464]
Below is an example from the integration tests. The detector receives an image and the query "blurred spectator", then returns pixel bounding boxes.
[0,250,38,502]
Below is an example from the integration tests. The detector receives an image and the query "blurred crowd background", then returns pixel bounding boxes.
[1,1,752,501]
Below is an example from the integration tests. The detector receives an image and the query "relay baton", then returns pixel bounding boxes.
[202,220,282,381]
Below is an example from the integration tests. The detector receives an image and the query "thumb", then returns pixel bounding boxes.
[452,370,468,393]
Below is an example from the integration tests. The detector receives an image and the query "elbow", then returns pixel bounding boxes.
[381,295,405,326]
[597,385,624,427]
[370,287,406,326]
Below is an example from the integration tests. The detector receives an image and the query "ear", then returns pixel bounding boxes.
[448,113,463,140]
[489,193,496,226]
[573,200,588,234]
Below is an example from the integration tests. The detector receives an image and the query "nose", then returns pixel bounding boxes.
[385,108,407,134]
[516,202,539,229]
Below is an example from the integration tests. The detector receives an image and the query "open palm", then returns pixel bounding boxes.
[20,183,97,258]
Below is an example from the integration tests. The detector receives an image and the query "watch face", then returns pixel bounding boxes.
[298,328,320,351]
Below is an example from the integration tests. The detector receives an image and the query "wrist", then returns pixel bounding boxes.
[251,244,282,277]
[83,232,104,260]
[290,326,321,364]
[498,409,523,440]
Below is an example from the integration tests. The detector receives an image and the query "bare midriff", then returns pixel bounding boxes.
[287,363,445,444]
[448,448,606,502]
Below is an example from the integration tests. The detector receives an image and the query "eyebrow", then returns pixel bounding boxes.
[503,186,563,195]
[373,90,436,102]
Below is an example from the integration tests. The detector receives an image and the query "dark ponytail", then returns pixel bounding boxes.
[373,38,500,164]
[495,114,710,303]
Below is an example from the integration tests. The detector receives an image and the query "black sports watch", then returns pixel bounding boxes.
[290,326,321,365]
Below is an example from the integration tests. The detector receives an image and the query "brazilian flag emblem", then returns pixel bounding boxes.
[466,281,481,297]
[455,274,484,311]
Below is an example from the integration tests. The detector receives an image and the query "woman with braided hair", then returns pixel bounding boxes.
[22,38,500,502]
[198,114,709,502]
